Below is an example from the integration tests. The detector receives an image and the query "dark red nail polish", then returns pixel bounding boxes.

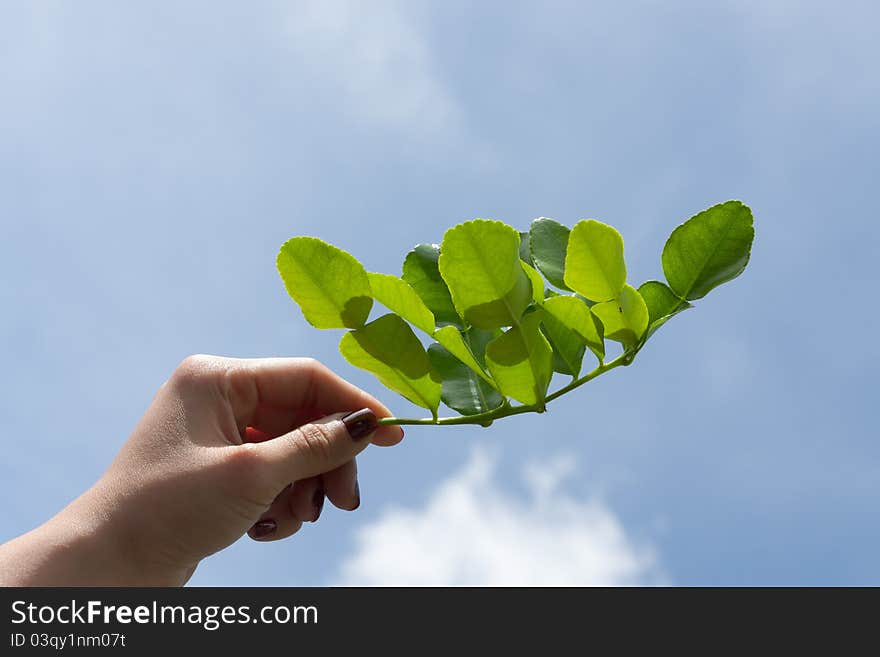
[251,519,276,539]
[353,480,361,510]
[342,408,377,441]
[312,487,325,522]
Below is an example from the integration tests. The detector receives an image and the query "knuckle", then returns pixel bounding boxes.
[298,356,323,371]
[224,366,259,415]
[222,443,265,482]
[292,422,336,465]
[172,354,226,388]
[296,358,337,409]
[220,444,281,507]
[298,357,327,383]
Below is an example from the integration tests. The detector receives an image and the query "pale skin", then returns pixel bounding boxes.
[0,355,404,586]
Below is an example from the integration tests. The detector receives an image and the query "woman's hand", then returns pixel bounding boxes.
[0,355,404,586]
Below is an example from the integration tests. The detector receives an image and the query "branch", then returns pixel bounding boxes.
[377,349,636,427]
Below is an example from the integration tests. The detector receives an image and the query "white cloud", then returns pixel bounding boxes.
[336,449,663,586]
[285,0,461,134]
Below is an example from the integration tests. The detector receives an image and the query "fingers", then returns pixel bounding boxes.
[249,408,378,489]
[249,405,323,439]
[248,485,303,542]
[232,357,403,446]
[250,404,403,449]
[322,459,360,511]
[288,477,324,523]
[174,355,404,447]
[249,471,358,543]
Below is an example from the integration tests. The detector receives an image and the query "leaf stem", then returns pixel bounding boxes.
[377,349,635,427]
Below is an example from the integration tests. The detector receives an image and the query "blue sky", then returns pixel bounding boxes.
[1,1,878,585]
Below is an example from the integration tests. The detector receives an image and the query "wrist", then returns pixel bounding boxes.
[62,482,193,586]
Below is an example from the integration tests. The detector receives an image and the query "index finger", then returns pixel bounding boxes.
[226,357,404,446]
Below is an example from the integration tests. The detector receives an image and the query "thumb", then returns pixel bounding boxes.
[252,408,378,485]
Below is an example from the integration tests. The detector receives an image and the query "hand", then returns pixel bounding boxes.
[0,355,404,586]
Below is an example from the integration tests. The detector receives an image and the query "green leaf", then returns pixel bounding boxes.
[544,323,585,377]
[485,311,554,406]
[592,284,649,346]
[520,261,546,305]
[368,272,436,335]
[564,219,627,302]
[529,217,572,290]
[401,244,461,326]
[542,295,605,364]
[277,237,373,329]
[662,200,754,300]
[339,313,441,415]
[464,327,500,368]
[433,325,496,386]
[518,231,533,265]
[438,220,531,329]
[637,280,692,338]
[428,344,505,416]
[637,280,689,325]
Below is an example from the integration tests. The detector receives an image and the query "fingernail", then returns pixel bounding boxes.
[342,408,377,441]
[353,480,361,510]
[251,519,276,539]
[312,487,325,522]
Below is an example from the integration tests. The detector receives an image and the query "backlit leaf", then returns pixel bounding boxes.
[433,325,496,386]
[339,314,441,414]
[402,244,461,326]
[464,327,500,368]
[529,217,572,290]
[638,280,688,325]
[637,280,692,338]
[278,200,756,425]
[662,200,754,300]
[544,323,585,377]
[368,272,436,335]
[438,220,531,329]
[519,231,533,265]
[485,311,553,406]
[542,295,605,364]
[428,344,505,416]
[592,284,649,346]
[520,261,546,305]
[564,219,627,302]
[540,286,586,375]
[277,237,372,329]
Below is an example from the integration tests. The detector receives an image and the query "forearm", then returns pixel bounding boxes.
[0,486,187,587]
